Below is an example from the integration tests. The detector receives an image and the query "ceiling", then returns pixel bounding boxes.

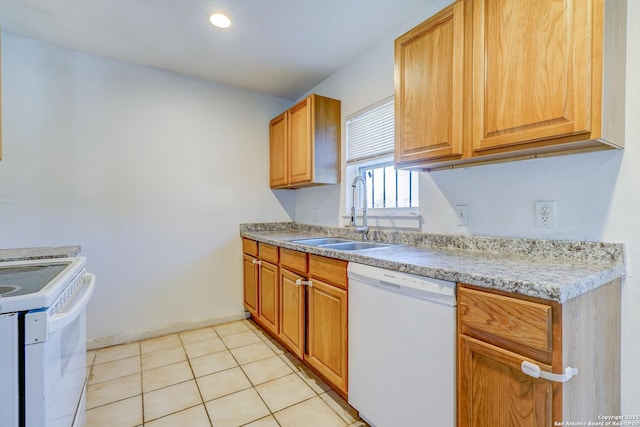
[0,0,436,100]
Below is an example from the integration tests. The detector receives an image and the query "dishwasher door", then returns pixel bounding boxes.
[348,263,456,427]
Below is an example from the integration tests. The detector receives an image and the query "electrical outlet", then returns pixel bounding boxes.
[313,207,318,223]
[455,205,469,226]
[535,201,556,228]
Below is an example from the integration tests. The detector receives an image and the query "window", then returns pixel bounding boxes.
[346,97,419,210]
[359,163,419,209]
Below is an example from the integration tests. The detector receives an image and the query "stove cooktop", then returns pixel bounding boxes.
[0,258,86,314]
[0,263,70,297]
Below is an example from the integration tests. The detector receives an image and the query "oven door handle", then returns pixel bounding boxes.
[48,273,96,335]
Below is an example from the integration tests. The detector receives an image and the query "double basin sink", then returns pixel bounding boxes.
[290,237,394,251]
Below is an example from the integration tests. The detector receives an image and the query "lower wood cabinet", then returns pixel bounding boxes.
[257,260,279,335]
[242,244,259,319]
[241,239,281,335]
[242,240,349,397]
[242,254,259,318]
[458,335,554,426]
[306,277,348,395]
[279,268,306,359]
[458,281,621,426]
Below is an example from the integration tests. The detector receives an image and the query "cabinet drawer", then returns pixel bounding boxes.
[458,286,553,360]
[259,243,279,264]
[242,238,258,256]
[281,248,308,274]
[309,255,348,290]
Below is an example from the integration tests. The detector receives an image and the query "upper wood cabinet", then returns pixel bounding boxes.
[269,112,288,188]
[269,94,341,189]
[395,1,469,165]
[395,0,626,170]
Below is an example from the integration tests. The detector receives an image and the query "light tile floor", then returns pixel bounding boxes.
[86,319,368,427]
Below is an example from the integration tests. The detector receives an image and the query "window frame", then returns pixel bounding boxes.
[357,161,419,210]
[345,97,419,217]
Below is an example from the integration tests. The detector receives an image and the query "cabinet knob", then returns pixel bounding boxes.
[252,259,261,265]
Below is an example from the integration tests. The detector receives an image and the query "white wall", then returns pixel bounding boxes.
[296,1,640,414]
[0,33,294,342]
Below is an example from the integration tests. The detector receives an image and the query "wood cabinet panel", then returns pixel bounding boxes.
[242,238,258,257]
[394,0,625,171]
[269,112,288,188]
[241,242,350,398]
[279,268,306,358]
[258,243,279,264]
[458,282,621,424]
[459,287,553,359]
[395,1,467,165]
[288,97,313,185]
[472,0,595,152]
[269,94,341,189]
[280,248,308,275]
[258,260,279,335]
[309,255,348,290]
[242,254,259,318]
[306,278,348,394]
[458,335,553,427]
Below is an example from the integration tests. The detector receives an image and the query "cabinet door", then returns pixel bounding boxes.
[306,278,348,394]
[395,1,468,166]
[472,0,597,152]
[288,97,313,185]
[258,260,279,335]
[270,112,288,188]
[242,254,259,318]
[458,335,554,426]
[279,268,306,358]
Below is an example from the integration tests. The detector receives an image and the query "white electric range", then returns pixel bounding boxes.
[0,257,96,427]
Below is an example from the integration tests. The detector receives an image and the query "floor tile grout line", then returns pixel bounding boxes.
[137,341,145,426]
[238,413,284,427]
[202,328,275,422]
[242,335,335,423]
[86,320,364,426]
[179,324,281,426]
[142,402,204,425]
[85,391,143,412]
[250,323,359,425]
[179,331,215,427]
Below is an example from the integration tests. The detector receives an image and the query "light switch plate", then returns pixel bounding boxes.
[455,205,469,226]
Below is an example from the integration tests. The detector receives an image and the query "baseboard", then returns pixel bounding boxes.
[87,311,250,350]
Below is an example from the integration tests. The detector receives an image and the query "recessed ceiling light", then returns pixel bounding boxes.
[209,12,231,29]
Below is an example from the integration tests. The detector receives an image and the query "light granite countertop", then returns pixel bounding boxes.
[0,246,82,262]
[240,223,625,303]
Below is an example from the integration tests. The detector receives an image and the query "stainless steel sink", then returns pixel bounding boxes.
[291,237,395,251]
[319,241,392,251]
[291,237,352,246]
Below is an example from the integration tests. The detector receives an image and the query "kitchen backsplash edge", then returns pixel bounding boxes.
[239,222,624,264]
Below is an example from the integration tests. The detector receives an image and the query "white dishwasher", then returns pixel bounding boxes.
[348,263,456,427]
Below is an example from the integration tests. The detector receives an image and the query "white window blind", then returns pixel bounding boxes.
[346,97,394,164]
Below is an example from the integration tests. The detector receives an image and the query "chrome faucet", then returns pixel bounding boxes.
[351,175,369,240]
